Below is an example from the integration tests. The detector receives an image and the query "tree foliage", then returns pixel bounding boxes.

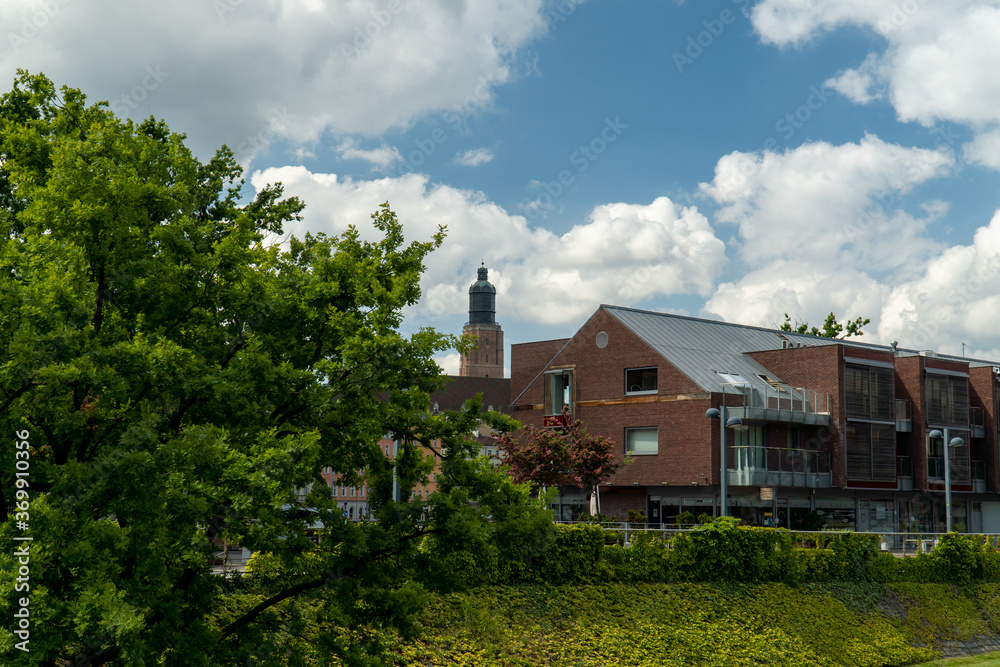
[495,411,625,495]
[780,312,870,339]
[0,71,550,666]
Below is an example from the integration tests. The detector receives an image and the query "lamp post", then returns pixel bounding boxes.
[706,406,744,517]
[929,428,966,532]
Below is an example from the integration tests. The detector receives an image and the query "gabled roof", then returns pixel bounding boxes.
[603,305,881,393]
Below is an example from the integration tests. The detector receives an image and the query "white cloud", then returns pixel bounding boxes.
[700,135,952,268]
[963,128,1000,171]
[434,352,462,375]
[878,211,1000,356]
[752,1,1000,170]
[454,148,495,167]
[249,167,726,326]
[825,53,883,104]
[700,136,955,339]
[336,139,402,170]
[0,0,552,161]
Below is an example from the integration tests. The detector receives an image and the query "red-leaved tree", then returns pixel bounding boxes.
[495,409,625,499]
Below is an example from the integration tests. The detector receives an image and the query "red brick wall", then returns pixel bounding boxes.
[509,307,714,487]
[747,344,845,485]
[598,488,648,521]
[460,325,504,378]
[510,338,569,407]
[970,367,999,492]
[895,356,926,489]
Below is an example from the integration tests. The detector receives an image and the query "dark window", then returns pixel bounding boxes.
[926,430,970,484]
[846,422,895,481]
[926,373,969,427]
[625,367,657,394]
[845,364,893,420]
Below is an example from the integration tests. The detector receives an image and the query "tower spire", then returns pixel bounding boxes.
[459,263,504,377]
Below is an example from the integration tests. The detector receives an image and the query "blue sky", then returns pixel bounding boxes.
[5,0,1000,372]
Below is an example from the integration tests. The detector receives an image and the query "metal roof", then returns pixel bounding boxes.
[601,305,999,393]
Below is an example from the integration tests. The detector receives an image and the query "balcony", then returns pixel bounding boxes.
[727,445,833,488]
[722,383,831,426]
[971,407,986,439]
[896,399,912,433]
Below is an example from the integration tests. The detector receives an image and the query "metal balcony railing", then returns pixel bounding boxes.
[727,445,832,488]
[721,382,831,426]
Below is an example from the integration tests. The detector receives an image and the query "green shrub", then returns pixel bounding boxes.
[829,531,880,581]
[932,532,981,585]
[529,523,605,584]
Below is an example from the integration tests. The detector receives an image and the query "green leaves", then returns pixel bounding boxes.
[0,72,551,666]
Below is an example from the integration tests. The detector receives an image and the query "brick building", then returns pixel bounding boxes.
[511,305,1000,533]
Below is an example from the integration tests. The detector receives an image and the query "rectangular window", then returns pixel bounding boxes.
[731,425,765,469]
[845,364,894,420]
[926,373,969,427]
[626,427,658,455]
[350,487,356,497]
[926,430,971,484]
[625,367,657,394]
[543,369,574,416]
[846,422,895,481]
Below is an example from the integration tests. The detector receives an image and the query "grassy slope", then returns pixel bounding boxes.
[393,583,1000,667]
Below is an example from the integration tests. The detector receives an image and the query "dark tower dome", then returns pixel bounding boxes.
[468,263,496,325]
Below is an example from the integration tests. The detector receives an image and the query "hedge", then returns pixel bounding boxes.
[452,519,1000,587]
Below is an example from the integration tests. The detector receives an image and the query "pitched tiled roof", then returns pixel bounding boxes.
[430,375,511,414]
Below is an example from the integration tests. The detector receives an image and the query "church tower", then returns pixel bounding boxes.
[459,263,504,378]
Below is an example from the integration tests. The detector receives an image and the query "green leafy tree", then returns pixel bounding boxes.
[780,312,870,338]
[0,72,549,666]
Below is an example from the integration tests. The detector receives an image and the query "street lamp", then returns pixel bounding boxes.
[706,406,744,517]
[929,428,966,532]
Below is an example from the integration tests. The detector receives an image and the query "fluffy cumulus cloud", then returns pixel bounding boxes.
[250,167,726,326]
[700,135,952,267]
[878,213,1000,358]
[752,1,1000,170]
[0,0,550,160]
[699,136,955,335]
